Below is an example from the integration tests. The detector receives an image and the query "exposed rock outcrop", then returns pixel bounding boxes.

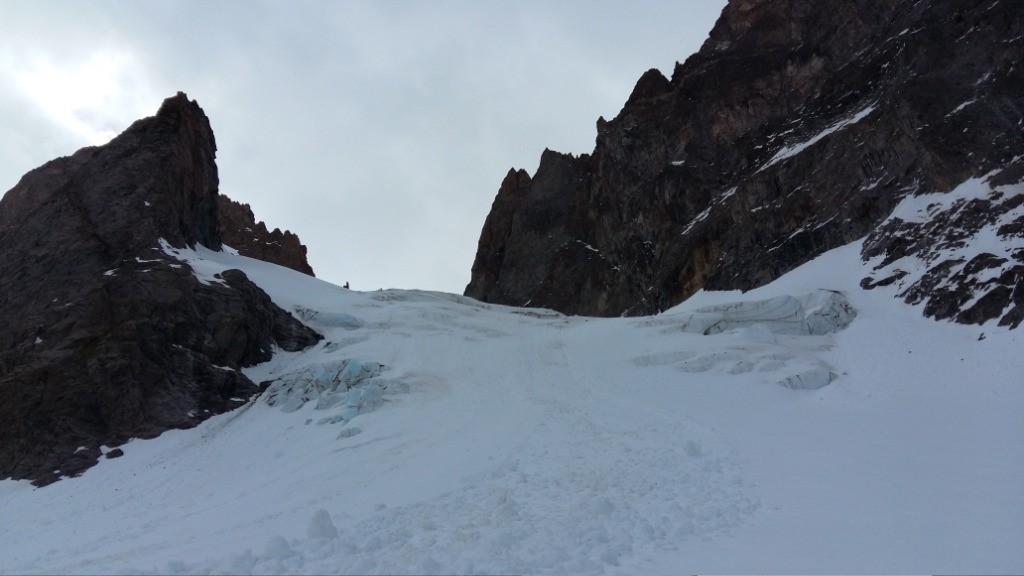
[0,92,321,485]
[218,195,315,276]
[466,0,1024,324]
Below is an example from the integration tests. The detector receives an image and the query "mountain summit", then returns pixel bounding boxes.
[0,92,320,485]
[466,0,1024,324]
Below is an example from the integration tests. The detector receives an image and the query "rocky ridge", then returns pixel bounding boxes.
[0,92,321,485]
[218,195,316,276]
[465,0,1024,325]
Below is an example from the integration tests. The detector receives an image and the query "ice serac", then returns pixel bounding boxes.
[218,195,316,276]
[0,92,321,485]
[466,0,1024,324]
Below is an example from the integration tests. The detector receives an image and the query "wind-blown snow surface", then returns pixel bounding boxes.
[2,241,1022,575]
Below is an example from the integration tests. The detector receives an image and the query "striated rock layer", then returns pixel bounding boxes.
[466,0,1024,324]
[0,93,320,485]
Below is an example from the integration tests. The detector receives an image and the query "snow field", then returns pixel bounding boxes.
[0,238,1021,574]
[218,289,766,574]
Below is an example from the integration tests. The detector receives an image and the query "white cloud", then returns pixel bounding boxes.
[10,50,154,145]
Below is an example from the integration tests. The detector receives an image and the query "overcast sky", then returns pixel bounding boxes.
[1,1,726,294]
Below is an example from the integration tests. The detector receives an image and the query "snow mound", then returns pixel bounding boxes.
[776,367,836,390]
[631,291,852,389]
[652,290,856,336]
[307,509,339,540]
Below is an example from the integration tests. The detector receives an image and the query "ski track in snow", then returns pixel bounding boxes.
[1,240,1022,574]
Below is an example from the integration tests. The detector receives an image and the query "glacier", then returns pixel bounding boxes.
[0,239,1021,575]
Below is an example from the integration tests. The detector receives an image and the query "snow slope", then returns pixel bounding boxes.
[1,238,1022,574]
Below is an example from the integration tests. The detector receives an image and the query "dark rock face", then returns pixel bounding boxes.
[466,0,1024,322]
[0,92,321,485]
[218,195,315,276]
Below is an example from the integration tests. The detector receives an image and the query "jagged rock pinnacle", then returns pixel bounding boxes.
[0,93,321,485]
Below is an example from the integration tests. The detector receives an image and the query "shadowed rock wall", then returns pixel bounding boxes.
[0,93,320,485]
[466,0,1024,321]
